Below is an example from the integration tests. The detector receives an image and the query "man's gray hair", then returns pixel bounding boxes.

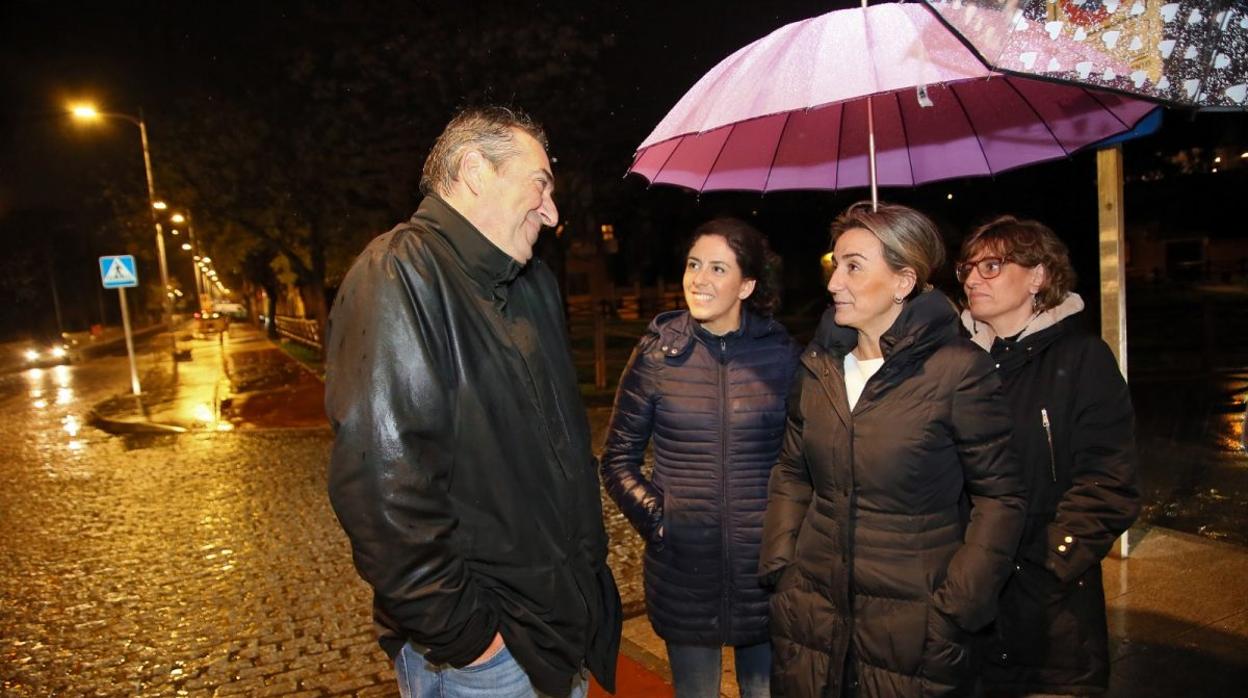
[420,106,549,197]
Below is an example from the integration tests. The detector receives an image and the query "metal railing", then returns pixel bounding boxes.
[566,286,685,321]
[275,316,322,351]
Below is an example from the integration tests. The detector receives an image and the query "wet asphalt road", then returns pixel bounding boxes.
[0,341,646,697]
[0,351,392,696]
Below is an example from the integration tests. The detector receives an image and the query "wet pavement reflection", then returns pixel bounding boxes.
[1132,368,1248,546]
[0,337,391,696]
[0,326,647,696]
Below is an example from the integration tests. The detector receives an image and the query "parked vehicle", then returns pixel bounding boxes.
[194,310,229,334]
[211,302,246,319]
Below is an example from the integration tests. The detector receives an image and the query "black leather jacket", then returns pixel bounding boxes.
[325,196,621,697]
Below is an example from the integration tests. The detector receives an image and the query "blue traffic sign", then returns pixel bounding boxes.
[99,255,139,289]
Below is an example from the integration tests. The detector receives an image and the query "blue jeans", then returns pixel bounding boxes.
[666,641,771,698]
[394,642,588,698]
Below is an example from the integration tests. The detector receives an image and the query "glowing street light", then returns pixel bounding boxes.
[70,101,175,360]
[156,206,206,314]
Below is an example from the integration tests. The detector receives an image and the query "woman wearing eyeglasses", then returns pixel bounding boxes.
[957,216,1139,697]
[761,202,1025,697]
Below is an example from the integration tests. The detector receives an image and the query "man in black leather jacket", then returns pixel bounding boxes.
[325,107,621,698]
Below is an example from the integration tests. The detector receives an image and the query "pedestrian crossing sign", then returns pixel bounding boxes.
[99,255,139,289]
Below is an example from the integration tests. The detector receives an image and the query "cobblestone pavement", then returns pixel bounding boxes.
[588,407,648,618]
[0,343,647,696]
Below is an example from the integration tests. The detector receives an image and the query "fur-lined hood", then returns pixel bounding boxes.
[961,293,1085,351]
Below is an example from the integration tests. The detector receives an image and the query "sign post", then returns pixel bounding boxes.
[99,255,141,395]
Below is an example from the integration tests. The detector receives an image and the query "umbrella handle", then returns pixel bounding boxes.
[862,0,878,211]
[867,94,878,212]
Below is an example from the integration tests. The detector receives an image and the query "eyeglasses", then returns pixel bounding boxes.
[955,256,1012,283]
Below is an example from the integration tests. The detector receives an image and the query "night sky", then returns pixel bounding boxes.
[2,0,1246,338]
[1,0,847,211]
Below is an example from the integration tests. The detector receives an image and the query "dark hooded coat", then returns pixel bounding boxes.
[761,291,1027,697]
[964,294,1140,695]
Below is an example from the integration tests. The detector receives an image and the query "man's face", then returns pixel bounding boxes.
[476,129,558,264]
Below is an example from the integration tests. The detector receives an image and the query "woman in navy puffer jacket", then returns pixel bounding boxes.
[601,218,800,698]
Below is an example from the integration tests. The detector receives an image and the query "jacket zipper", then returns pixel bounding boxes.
[806,350,856,684]
[844,392,856,688]
[719,337,733,641]
[1041,407,1056,482]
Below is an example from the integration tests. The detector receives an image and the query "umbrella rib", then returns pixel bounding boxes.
[650,139,684,188]
[946,83,993,175]
[893,91,917,187]
[834,103,847,191]
[700,123,737,192]
[1080,87,1131,130]
[626,151,643,179]
[1001,77,1068,156]
[762,112,794,194]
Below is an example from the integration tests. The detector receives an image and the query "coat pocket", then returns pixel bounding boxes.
[991,560,1105,672]
[920,607,973,693]
[649,491,669,550]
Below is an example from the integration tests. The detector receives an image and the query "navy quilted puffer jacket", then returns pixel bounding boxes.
[600,309,800,645]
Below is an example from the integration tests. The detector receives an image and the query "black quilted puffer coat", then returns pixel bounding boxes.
[600,309,800,646]
[760,291,1027,697]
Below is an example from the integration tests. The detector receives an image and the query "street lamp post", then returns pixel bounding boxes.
[70,104,176,361]
[171,211,205,314]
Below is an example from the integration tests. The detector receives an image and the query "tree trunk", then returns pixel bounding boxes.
[291,244,330,357]
[265,285,280,340]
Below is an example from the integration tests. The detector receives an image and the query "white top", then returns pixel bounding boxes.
[844,353,885,411]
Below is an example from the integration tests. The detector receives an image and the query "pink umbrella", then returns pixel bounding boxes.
[628,2,1159,205]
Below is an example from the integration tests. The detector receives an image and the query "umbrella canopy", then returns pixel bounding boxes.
[629,4,1154,472]
[630,3,1158,194]
[922,0,1248,109]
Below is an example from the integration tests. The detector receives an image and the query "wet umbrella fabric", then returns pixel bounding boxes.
[921,0,1248,109]
[629,3,1158,194]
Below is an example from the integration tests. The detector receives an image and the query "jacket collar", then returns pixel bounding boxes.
[961,292,1085,351]
[650,308,777,358]
[411,194,523,291]
[813,289,959,364]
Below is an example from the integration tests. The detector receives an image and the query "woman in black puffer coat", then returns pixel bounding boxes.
[761,202,1027,697]
[957,217,1139,696]
[601,218,800,698]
